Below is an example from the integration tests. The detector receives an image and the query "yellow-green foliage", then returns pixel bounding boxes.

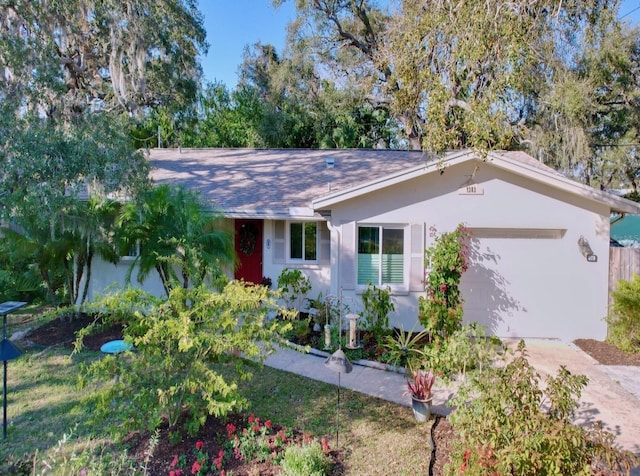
[608,274,640,353]
[77,282,292,436]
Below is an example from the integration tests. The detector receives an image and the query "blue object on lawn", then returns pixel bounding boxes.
[100,339,132,354]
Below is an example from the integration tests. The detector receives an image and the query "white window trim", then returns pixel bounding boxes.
[286,220,320,264]
[356,223,410,294]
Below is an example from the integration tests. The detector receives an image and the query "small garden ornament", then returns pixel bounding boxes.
[404,369,436,423]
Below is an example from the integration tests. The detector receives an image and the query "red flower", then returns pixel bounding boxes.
[265,419,272,429]
[191,460,201,475]
[321,437,330,454]
[170,455,179,467]
[253,425,260,433]
[248,413,255,424]
[195,440,204,450]
[169,471,176,476]
[226,423,236,438]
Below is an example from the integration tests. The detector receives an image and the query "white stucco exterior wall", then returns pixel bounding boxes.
[324,160,611,341]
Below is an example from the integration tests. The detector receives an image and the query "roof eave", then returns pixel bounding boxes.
[312,149,640,215]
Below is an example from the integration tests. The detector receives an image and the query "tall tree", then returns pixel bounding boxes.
[0,0,207,119]
[275,0,625,156]
[235,40,395,148]
[529,21,640,189]
[0,111,149,228]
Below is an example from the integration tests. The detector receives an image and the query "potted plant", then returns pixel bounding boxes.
[403,368,436,423]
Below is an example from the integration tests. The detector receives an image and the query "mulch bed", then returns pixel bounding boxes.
[24,313,124,351]
[573,339,640,366]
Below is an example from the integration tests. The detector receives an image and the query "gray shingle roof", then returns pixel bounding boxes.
[149,148,430,218]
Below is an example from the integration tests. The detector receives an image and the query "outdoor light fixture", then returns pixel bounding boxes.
[324,349,352,447]
[0,301,26,439]
[578,235,598,262]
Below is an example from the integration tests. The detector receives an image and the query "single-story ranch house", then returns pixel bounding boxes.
[88,148,640,341]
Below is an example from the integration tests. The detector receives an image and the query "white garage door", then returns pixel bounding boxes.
[461,228,573,339]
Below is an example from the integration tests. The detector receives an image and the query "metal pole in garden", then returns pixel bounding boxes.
[324,348,352,447]
[0,301,27,439]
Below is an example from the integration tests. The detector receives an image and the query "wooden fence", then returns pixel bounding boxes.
[609,247,640,302]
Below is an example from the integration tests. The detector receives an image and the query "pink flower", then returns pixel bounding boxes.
[191,460,201,475]
[169,471,176,476]
[170,455,179,467]
[195,440,204,450]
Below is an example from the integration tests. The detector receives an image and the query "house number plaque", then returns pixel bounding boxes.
[458,184,484,195]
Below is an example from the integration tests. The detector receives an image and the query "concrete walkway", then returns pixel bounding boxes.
[264,339,640,459]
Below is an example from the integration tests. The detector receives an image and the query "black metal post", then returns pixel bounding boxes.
[336,372,340,447]
[0,301,27,439]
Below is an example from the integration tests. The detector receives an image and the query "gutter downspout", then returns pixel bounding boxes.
[323,211,340,297]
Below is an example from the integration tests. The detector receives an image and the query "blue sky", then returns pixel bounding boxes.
[198,1,295,88]
[198,0,640,89]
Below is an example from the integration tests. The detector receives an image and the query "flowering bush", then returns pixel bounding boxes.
[418,224,471,339]
[166,413,332,476]
[168,440,213,476]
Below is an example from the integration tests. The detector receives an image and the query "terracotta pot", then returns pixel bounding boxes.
[411,396,432,423]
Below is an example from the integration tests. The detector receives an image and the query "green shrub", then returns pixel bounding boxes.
[77,282,292,436]
[447,341,638,475]
[360,282,395,342]
[280,441,332,476]
[607,274,640,353]
[417,323,504,381]
[277,268,312,311]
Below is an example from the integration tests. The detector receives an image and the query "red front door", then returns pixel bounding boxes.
[234,219,263,284]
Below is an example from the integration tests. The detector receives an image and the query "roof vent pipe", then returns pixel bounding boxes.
[326,157,335,169]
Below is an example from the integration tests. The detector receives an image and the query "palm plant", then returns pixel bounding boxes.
[382,325,429,370]
[1,215,69,305]
[118,185,234,295]
[63,197,121,306]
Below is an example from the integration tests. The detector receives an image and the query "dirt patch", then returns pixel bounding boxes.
[573,339,640,366]
[24,314,123,351]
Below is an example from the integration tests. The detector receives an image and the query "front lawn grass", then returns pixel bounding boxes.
[1,343,432,475]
